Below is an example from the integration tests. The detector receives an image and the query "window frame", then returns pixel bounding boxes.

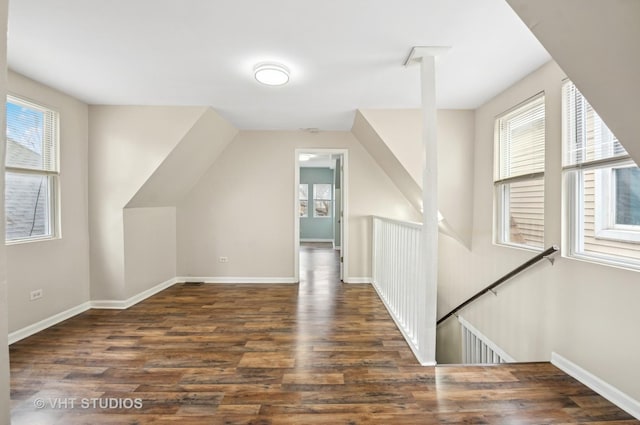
[299,183,308,218]
[312,183,332,218]
[493,92,546,251]
[593,164,640,243]
[610,166,640,230]
[5,94,60,244]
[562,80,640,270]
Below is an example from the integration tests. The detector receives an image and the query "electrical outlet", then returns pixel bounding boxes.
[218,256,229,263]
[30,289,43,301]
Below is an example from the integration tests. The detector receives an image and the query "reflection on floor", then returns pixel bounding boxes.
[299,242,340,294]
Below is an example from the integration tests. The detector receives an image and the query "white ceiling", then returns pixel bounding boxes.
[7,0,550,130]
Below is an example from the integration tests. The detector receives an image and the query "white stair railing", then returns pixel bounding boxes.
[371,216,430,364]
[458,316,515,364]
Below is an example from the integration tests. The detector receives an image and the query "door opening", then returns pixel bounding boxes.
[294,149,348,283]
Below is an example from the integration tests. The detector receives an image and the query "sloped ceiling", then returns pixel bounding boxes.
[354,109,474,248]
[507,0,640,162]
[351,111,423,215]
[126,108,238,208]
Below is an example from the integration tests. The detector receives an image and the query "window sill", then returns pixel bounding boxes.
[568,251,640,273]
[595,229,640,245]
[6,235,60,246]
[494,241,544,253]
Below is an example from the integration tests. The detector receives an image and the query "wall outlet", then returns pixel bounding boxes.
[218,256,229,263]
[30,289,43,301]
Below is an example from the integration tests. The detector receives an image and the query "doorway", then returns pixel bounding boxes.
[294,149,348,283]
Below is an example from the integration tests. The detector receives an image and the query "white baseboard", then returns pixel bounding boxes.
[177,276,298,284]
[300,238,334,243]
[9,301,92,345]
[89,299,129,309]
[551,352,640,420]
[8,275,299,345]
[91,277,179,309]
[344,277,371,284]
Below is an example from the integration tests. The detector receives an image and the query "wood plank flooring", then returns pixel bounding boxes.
[9,243,637,424]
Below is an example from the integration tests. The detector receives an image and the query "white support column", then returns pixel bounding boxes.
[405,46,449,365]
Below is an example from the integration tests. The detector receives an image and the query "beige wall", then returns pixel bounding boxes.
[6,71,91,332]
[438,60,640,401]
[0,0,9,421]
[357,109,476,247]
[177,130,420,280]
[437,110,476,246]
[88,106,205,300]
[436,310,461,364]
[123,207,177,298]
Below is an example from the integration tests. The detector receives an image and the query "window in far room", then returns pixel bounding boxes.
[299,183,308,217]
[494,93,545,250]
[313,183,332,218]
[5,95,59,243]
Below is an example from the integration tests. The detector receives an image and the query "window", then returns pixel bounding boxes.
[613,167,640,226]
[5,96,59,243]
[313,183,332,218]
[299,184,308,217]
[494,94,545,249]
[563,81,640,268]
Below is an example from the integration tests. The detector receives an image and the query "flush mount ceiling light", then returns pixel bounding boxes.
[254,62,290,86]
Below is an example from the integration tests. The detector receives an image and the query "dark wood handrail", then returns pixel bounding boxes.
[436,245,559,326]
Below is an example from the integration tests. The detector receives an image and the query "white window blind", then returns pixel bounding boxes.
[497,95,545,181]
[562,81,640,268]
[494,94,545,250]
[5,95,59,243]
[6,96,58,172]
[563,82,628,167]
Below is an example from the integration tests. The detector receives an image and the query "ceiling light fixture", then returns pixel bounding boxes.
[254,62,290,86]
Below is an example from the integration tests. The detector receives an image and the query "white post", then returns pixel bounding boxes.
[405,46,449,365]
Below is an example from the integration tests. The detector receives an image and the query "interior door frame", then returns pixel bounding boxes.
[294,148,349,282]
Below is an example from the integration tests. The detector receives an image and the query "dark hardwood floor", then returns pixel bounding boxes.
[9,243,637,424]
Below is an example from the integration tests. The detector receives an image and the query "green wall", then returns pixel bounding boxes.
[300,167,334,240]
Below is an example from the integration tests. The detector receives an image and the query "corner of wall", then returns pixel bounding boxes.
[0,0,10,422]
[88,105,209,303]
